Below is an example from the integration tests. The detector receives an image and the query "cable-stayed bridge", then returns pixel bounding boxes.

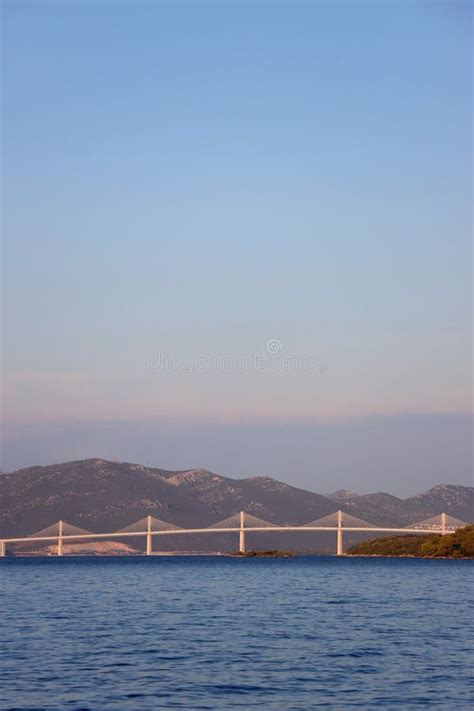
[0,511,468,557]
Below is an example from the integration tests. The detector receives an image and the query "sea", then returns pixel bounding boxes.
[1,556,472,710]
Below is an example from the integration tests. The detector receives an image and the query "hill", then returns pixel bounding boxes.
[329,485,473,526]
[0,458,336,537]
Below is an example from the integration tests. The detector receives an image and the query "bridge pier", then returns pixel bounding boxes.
[57,520,64,556]
[337,510,343,556]
[146,515,153,555]
[441,512,447,535]
[239,511,246,554]
[0,541,5,557]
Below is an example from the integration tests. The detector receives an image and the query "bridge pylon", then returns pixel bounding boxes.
[57,520,64,556]
[146,515,153,555]
[239,511,246,554]
[336,510,344,556]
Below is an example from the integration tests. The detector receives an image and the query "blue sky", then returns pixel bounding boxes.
[2,1,472,491]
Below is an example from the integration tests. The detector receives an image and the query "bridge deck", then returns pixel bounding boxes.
[1,525,459,545]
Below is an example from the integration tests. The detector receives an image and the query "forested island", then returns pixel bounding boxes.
[347,525,474,558]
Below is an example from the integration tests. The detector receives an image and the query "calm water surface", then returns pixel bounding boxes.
[1,556,472,710]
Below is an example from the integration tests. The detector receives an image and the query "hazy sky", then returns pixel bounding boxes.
[2,1,472,492]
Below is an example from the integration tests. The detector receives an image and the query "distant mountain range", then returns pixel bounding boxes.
[1,459,472,540]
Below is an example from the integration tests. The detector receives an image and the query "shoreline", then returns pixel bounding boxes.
[2,552,472,560]
[347,553,473,560]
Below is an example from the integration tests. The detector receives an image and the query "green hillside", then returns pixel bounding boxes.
[347,525,474,558]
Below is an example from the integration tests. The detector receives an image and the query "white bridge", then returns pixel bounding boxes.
[0,511,467,557]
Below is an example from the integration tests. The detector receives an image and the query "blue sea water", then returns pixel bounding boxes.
[0,556,472,710]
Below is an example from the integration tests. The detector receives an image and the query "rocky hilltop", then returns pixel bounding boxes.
[1,459,472,539]
[329,485,474,527]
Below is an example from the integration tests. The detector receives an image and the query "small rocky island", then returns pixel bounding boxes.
[232,550,294,558]
[347,525,474,558]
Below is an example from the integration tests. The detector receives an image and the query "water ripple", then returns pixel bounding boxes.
[1,556,472,709]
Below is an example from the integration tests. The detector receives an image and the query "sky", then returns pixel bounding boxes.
[1,0,472,494]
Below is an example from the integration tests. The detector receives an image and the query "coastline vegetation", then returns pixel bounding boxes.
[347,525,474,558]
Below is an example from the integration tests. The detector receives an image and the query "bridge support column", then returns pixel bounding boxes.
[0,541,5,557]
[336,510,343,556]
[146,515,153,555]
[441,512,447,535]
[239,511,246,554]
[57,520,64,556]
